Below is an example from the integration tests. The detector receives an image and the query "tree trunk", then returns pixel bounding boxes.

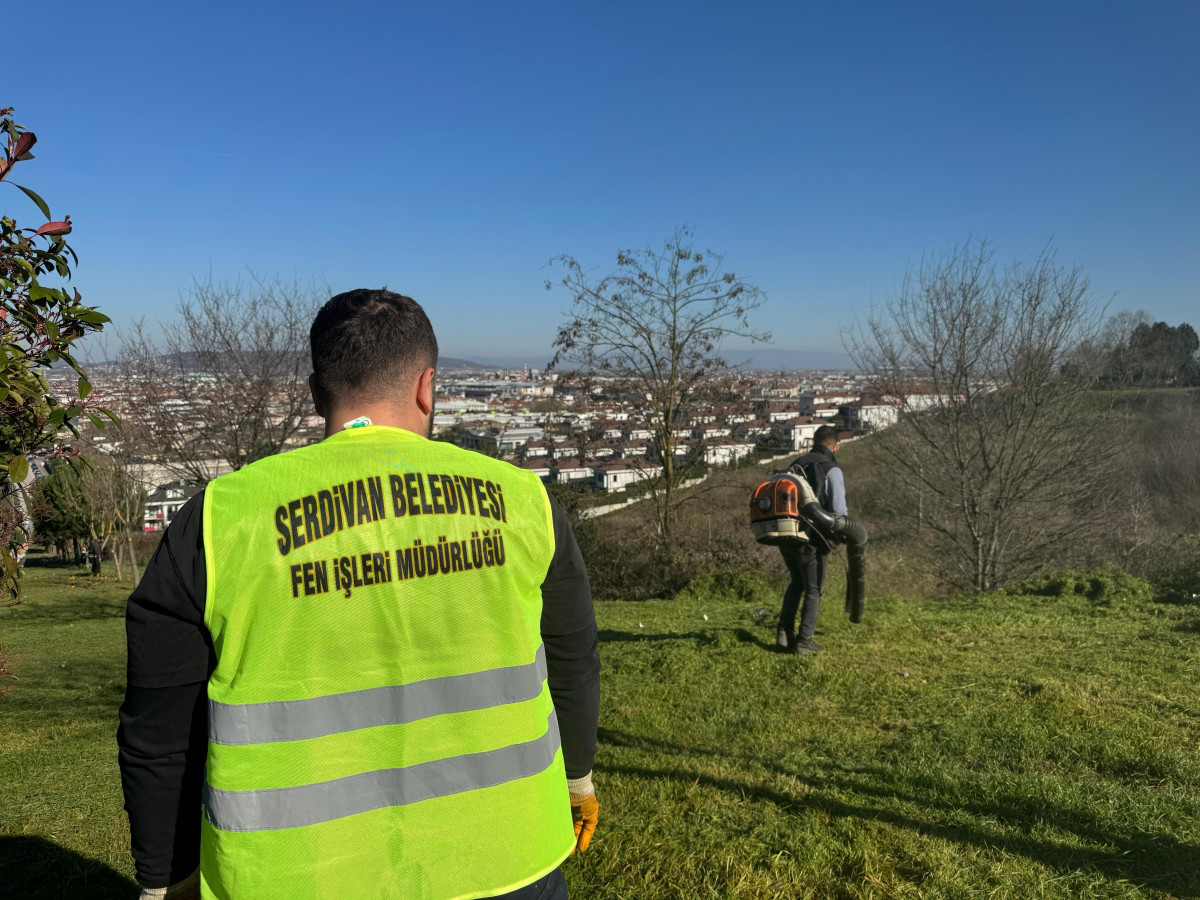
[125,529,142,586]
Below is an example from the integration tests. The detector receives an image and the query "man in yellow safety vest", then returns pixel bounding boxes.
[119,289,600,899]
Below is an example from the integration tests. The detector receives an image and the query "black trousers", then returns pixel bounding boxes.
[492,867,568,900]
[777,544,827,642]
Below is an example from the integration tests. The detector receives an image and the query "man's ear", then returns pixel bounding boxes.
[309,374,324,417]
[416,367,435,415]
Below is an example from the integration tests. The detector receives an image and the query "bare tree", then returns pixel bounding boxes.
[547,227,769,544]
[848,240,1113,590]
[37,451,144,582]
[117,276,322,483]
[84,453,146,583]
[84,422,157,583]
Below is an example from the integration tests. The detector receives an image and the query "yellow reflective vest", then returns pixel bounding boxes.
[199,426,575,899]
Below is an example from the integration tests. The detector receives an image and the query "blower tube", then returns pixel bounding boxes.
[800,502,869,623]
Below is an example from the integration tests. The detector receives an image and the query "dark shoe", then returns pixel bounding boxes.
[776,628,791,649]
[790,638,823,655]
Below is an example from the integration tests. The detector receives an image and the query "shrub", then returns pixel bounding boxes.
[675,569,778,607]
[1016,566,1154,606]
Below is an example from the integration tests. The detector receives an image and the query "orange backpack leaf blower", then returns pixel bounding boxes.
[750,473,869,623]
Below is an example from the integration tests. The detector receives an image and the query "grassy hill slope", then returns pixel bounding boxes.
[2,560,1198,899]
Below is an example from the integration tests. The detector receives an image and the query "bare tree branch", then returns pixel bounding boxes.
[846,239,1114,590]
[115,275,324,484]
[547,227,769,544]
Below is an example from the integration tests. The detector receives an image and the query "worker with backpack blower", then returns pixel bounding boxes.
[776,425,846,655]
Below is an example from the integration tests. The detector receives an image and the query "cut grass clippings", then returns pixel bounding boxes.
[2,556,1198,899]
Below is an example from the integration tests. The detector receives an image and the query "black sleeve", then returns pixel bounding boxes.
[118,490,211,888]
[540,490,600,780]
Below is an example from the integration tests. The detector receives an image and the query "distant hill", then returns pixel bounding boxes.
[448,350,855,372]
[728,348,854,371]
[462,355,553,370]
[437,356,490,371]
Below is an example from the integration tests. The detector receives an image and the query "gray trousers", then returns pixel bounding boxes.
[778,544,827,642]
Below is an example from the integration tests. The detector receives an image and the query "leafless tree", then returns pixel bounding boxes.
[84,452,146,584]
[547,227,769,545]
[41,448,145,583]
[117,276,323,483]
[847,240,1115,590]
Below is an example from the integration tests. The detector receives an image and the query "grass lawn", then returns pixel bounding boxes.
[1,555,1198,899]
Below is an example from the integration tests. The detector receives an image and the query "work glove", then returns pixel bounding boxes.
[568,771,598,853]
[138,868,200,900]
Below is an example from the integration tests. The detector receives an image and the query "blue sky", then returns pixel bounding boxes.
[7,1,1198,365]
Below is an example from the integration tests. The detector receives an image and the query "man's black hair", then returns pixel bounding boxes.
[310,288,438,399]
[813,425,838,448]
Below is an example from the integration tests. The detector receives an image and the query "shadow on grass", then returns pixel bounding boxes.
[597,628,779,652]
[601,757,1200,897]
[23,556,87,570]
[4,572,128,621]
[0,836,137,899]
[4,595,127,621]
[598,629,712,644]
[599,726,728,761]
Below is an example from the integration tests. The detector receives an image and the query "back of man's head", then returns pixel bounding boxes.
[310,289,438,402]
[813,425,838,449]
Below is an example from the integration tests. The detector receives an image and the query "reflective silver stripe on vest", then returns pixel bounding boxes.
[203,712,561,832]
[209,645,548,745]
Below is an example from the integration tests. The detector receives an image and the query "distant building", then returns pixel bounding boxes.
[593,458,654,492]
[460,425,544,456]
[840,402,899,431]
[144,481,203,532]
[773,416,834,452]
[550,458,595,485]
[698,436,756,466]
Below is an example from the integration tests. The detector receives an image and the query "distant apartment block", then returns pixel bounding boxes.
[461,425,545,456]
[144,481,203,532]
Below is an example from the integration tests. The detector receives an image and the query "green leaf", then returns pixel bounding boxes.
[0,386,7,403]
[13,183,51,220]
[78,378,91,399]
[77,310,111,325]
[45,321,59,339]
[87,413,105,430]
[48,408,65,425]
[8,456,29,484]
[100,408,121,425]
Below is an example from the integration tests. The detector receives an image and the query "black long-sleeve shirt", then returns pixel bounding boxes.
[118,487,599,889]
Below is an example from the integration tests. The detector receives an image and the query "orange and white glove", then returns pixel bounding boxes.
[138,868,200,900]
[568,772,598,853]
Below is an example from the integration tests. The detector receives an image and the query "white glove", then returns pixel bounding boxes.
[139,867,200,900]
